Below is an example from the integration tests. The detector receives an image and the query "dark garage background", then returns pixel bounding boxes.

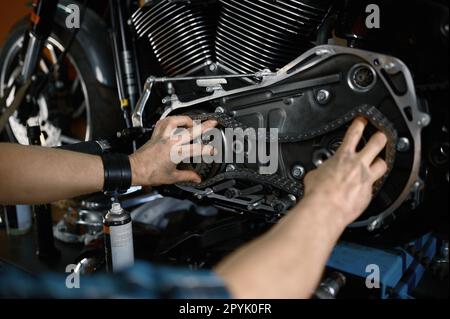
[0,1,29,46]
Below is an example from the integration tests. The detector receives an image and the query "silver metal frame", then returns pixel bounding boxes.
[133,45,429,230]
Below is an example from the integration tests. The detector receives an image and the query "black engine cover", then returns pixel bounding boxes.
[162,45,427,231]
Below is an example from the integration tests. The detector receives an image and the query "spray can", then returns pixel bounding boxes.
[27,122,60,260]
[103,202,134,272]
[3,205,32,235]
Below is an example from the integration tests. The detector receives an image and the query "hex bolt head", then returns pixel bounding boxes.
[397,137,411,153]
[291,165,305,180]
[417,114,431,127]
[215,107,225,113]
[209,63,217,72]
[316,89,331,105]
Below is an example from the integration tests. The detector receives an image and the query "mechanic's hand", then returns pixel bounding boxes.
[304,117,388,227]
[129,116,217,187]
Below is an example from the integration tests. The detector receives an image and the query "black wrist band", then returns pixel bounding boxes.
[101,153,132,194]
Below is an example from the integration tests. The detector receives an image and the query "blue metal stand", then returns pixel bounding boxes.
[327,233,438,299]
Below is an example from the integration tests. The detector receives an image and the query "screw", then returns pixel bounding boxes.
[417,114,431,127]
[384,62,399,74]
[397,137,411,152]
[316,89,331,105]
[291,165,305,180]
[215,107,225,113]
[209,63,217,72]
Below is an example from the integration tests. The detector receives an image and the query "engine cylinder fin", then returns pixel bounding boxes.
[216,20,300,66]
[216,0,332,73]
[133,1,176,36]
[217,35,282,68]
[152,27,211,57]
[132,0,214,76]
[216,41,268,72]
[215,48,254,74]
[219,8,302,48]
[223,0,301,35]
[215,28,293,63]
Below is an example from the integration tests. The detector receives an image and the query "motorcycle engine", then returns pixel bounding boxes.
[133,0,333,75]
[131,0,429,232]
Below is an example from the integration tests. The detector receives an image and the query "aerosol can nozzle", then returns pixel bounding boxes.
[110,203,123,214]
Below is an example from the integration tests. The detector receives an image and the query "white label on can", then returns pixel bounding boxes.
[109,222,134,272]
[16,205,32,230]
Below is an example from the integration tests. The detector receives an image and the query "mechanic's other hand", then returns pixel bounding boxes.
[304,117,388,228]
[129,116,217,187]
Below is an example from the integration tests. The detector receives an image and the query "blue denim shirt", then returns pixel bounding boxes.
[0,261,230,299]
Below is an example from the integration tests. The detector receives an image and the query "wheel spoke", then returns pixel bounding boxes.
[70,76,81,94]
[72,101,86,119]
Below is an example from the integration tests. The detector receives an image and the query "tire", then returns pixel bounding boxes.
[0,18,124,145]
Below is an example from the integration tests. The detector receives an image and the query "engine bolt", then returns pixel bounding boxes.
[417,114,431,127]
[397,137,411,153]
[316,89,331,105]
[209,62,217,72]
[215,107,225,113]
[291,165,305,180]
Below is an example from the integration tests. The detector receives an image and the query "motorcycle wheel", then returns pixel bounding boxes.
[0,19,123,145]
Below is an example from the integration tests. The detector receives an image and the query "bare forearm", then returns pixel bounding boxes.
[0,143,104,204]
[0,117,218,205]
[216,195,345,299]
